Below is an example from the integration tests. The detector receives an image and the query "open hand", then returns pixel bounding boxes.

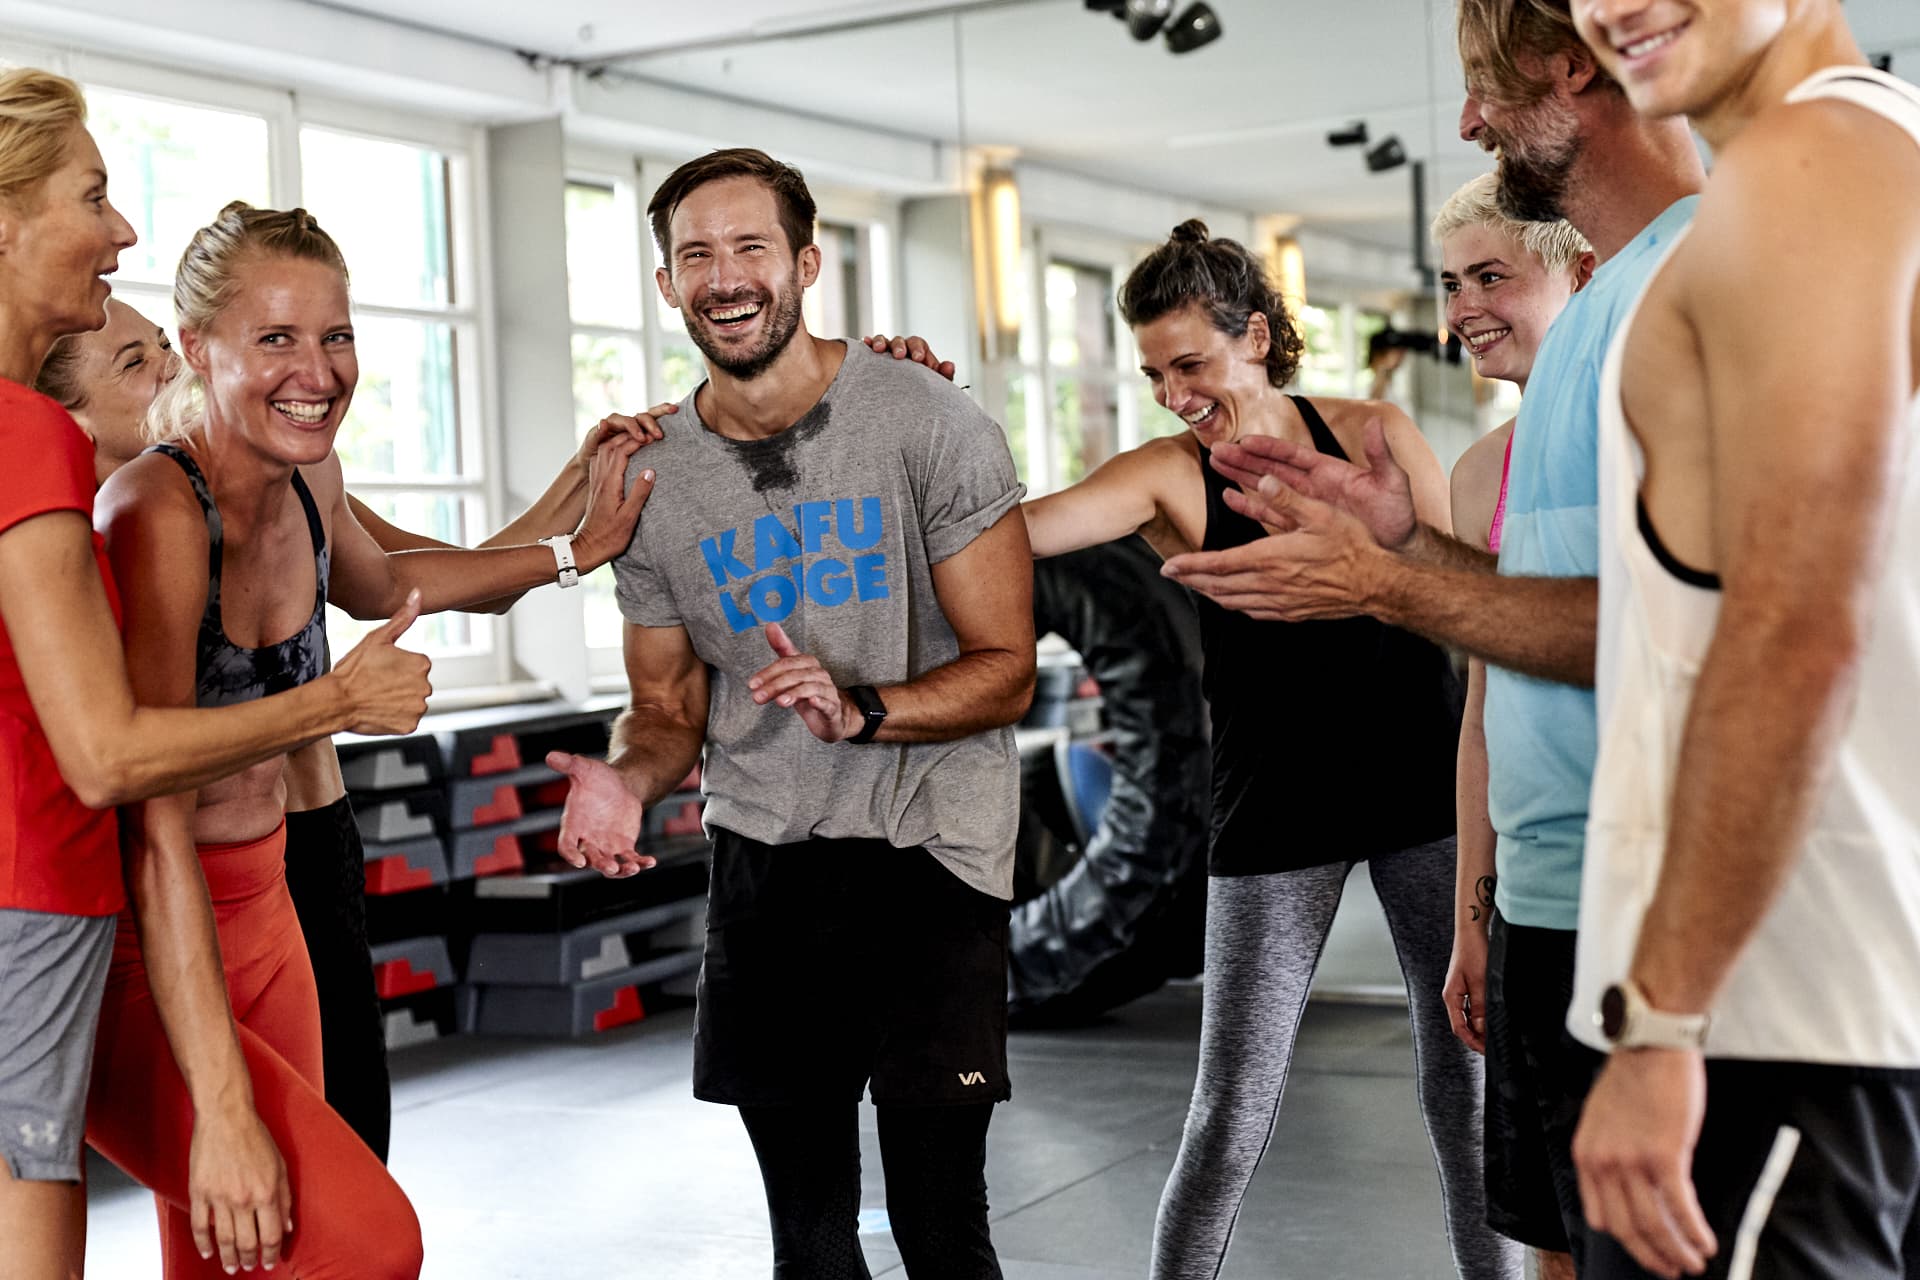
[1209,417,1416,550]
[547,750,655,878]
[1574,1048,1717,1278]
[579,403,674,467]
[748,623,856,743]
[862,334,956,382]
[1159,482,1383,622]
[570,440,657,571]
[333,588,433,735]
[189,1104,293,1274]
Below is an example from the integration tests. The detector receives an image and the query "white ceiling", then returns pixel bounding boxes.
[331,0,1920,251]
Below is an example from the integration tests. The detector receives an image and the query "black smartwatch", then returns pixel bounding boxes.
[845,684,887,744]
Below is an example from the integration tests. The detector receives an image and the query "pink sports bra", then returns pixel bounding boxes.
[1488,435,1513,554]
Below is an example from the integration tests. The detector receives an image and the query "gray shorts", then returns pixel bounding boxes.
[0,907,115,1182]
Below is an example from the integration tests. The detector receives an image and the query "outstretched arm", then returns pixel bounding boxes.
[550,619,710,879]
[1022,437,1197,560]
[1164,456,1596,684]
[324,438,655,620]
[0,500,429,809]
[346,410,668,614]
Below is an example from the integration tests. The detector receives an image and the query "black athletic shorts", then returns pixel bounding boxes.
[1586,1060,1920,1280]
[693,827,1011,1108]
[1483,911,1603,1260]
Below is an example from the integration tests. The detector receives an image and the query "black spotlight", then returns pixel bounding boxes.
[1365,135,1408,172]
[1326,121,1369,148]
[1164,3,1221,53]
[1125,0,1172,40]
[1872,52,1894,73]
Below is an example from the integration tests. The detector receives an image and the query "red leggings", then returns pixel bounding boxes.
[85,824,422,1279]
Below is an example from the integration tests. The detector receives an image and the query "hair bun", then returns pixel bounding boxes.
[1170,219,1211,245]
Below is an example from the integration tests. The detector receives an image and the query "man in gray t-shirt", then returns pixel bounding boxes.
[547,148,1033,1280]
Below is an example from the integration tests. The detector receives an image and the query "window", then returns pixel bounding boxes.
[1000,240,1142,496]
[299,125,490,673]
[565,175,648,653]
[75,63,499,687]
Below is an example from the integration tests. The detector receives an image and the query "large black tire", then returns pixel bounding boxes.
[1008,537,1210,1025]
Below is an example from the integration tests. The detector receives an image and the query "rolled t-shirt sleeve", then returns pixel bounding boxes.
[612,529,682,628]
[918,392,1026,565]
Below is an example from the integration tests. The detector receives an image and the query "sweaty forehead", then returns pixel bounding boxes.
[670,177,784,248]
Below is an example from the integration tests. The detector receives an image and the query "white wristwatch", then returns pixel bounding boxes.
[538,534,579,589]
[1597,979,1711,1052]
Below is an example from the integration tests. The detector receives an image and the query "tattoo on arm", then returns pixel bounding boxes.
[1470,874,1497,923]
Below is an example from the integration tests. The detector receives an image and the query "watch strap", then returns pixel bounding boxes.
[539,534,580,589]
[1602,980,1711,1052]
[845,684,885,744]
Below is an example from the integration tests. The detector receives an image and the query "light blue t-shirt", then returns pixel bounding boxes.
[1484,196,1698,930]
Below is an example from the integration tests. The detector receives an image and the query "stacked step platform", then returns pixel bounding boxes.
[336,698,709,1048]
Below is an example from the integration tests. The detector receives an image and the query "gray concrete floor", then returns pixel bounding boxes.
[84,985,1467,1278]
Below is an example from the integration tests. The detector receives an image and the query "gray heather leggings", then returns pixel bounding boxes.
[1151,839,1522,1280]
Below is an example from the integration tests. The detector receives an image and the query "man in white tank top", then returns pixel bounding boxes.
[1566,2,1920,1278]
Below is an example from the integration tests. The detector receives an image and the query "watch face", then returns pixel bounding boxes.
[1600,984,1628,1040]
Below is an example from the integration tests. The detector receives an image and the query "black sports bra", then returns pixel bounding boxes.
[148,443,331,709]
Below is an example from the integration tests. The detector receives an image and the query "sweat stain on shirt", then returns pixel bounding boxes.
[727,402,832,494]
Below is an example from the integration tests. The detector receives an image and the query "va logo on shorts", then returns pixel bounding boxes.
[18,1120,60,1149]
[957,1071,986,1086]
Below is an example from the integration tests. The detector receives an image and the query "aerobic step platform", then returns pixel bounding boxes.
[369,936,456,1000]
[459,951,703,1038]
[464,898,705,987]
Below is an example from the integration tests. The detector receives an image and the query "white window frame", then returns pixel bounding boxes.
[56,52,507,689]
[1003,224,1140,496]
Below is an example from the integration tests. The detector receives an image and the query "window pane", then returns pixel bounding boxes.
[572,333,645,439]
[87,88,270,288]
[1295,302,1352,397]
[583,569,623,651]
[328,492,490,657]
[660,343,704,403]
[336,317,462,481]
[566,182,642,329]
[1004,374,1031,487]
[301,128,451,309]
[1051,376,1083,487]
[802,221,861,338]
[1045,263,1079,368]
[1053,374,1117,485]
[1135,376,1184,441]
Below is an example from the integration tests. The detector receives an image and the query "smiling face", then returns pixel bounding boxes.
[1132,304,1274,448]
[183,254,355,466]
[0,123,136,341]
[1574,0,1787,121]
[66,298,178,468]
[656,176,819,382]
[1440,222,1584,389]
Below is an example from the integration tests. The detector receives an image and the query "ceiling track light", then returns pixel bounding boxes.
[1365,135,1408,173]
[1086,0,1223,54]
